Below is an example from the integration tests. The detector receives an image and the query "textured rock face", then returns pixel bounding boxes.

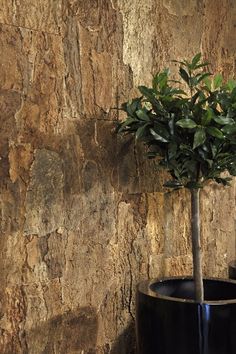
[0,1,235,353]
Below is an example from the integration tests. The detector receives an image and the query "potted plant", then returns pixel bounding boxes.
[116,53,236,354]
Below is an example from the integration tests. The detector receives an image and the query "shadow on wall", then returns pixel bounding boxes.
[26,310,136,354]
[26,307,98,354]
[110,322,136,354]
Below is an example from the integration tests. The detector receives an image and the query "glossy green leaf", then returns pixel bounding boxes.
[150,128,168,142]
[231,87,236,101]
[117,117,137,132]
[135,123,149,140]
[168,142,177,159]
[213,73,223,89]
[206,159,213,167]
[152,70,169,91]
[163,180,183,188]
[136,109,150,121]
[154,122,170,140]
[201,108,213,126]
[152,74,159,91]
[180,144,193,152]
[193,127,206,149]
[168,114,175,135]
[138,85,164,114]
[179,67,189,84]
[207,126,224,139]
[176,119,197,129]
[191,52,201,68]
[226,79,236,91]
[221,124,236,135]
[213,116,235,125]
[197,72,212,84]
[190,77,199,86]
[210,143,217,157]
[191,91,201,106]
[195,62,210,69]
[169,88,187,95]
[126,98,141,116]
[159,72,169,90]
[138,86,158,104]
[203,77,212,91]
[172,59,187,66]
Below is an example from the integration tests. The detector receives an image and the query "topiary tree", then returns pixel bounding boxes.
[116,53,236,302]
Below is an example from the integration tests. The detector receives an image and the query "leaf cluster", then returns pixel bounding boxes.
[116,53,236,189]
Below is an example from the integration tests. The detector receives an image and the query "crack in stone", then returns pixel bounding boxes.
[0,21,61,36]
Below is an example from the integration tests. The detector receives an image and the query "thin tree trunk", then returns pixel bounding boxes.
[190,188,204,302]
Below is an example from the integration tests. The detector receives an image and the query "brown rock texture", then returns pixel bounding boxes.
[0,0,235,353]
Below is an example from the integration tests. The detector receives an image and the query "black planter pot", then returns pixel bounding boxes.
[136,277,236,354]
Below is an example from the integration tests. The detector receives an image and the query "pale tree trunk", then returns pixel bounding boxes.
[191,189,204,303]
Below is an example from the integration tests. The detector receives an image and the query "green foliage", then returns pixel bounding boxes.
[116,53,236,189]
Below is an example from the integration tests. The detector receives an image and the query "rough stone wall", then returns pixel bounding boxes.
[0,0,235,353]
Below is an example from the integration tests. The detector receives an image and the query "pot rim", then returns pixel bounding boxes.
[138,276,236,305]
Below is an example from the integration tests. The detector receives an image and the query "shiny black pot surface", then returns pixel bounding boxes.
[136,277,236,354]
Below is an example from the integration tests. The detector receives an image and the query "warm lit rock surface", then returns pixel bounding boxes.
[0,1,235,353]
